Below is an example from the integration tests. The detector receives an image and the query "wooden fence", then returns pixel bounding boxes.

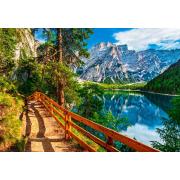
[27,92,160,152]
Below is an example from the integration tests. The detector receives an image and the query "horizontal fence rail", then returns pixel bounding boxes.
[27,92,160,152]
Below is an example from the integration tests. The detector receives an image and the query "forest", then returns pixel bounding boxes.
[0,28,179,152]
[144,59,180,95]
[0,28,127,151]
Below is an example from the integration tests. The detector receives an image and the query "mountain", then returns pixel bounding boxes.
[79,42,180,83]
[143,60,180,95]
[12,29,39,80]
[15,29,39,60]
[103,92,172,129]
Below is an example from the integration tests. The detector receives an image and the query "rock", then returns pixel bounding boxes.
[80,42,180,83]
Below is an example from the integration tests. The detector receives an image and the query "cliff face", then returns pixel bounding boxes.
[11,29,39,80]
[15,28,38,60]
[80,42,180,83]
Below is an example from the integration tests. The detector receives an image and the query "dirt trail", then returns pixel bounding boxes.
[23,101,82,152]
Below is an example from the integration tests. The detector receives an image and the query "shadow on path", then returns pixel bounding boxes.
[25,100,82,152]
[26,101,55,152]
[31,102,46,138]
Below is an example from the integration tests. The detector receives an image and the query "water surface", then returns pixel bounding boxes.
[103,90,173,146]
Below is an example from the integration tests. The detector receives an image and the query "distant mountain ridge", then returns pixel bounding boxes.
[79,42,180,83]
[143,59,180,95]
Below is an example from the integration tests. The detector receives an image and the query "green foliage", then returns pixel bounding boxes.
[0,92,24,150]
[0,76,17,94]
[45,62,81,106]
[92,111,129,131]
[103,77,128,84]
[144,60,180,95]
[38,28,93,66]
[77,83,130,129]
[169,97,180,123]
[77,83,104,118]
[0,28,95,151]
[151,119,180,152]
[84,81,146,91]
[152,97,180,151]
[76,83,132,151]
[61,28,93,61]
[0,28,17,76]
[13,137,27,152]
[36,28,93,106]
[16,57,43,95]
[103,77,114,84]
[114,140,135,152]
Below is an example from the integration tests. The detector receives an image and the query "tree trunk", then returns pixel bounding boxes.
[57,28,63,63]
[58,81,65,106]
[42,46,49,81]
[57,28,65,106]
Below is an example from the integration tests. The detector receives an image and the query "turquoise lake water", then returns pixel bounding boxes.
[103,91,173,146]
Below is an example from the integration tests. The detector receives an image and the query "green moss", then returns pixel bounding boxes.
[0,92,24,150]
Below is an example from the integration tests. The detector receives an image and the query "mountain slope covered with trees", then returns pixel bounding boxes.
[1,28,179,152]
[143,60,180,95]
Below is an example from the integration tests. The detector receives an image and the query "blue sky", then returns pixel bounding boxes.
[86,28,132,48]
[35,28,133,48]
[35,28,180,51]
[35,28,47,42]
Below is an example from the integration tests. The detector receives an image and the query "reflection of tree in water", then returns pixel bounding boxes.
[76,85,132,151]
[151,97,180,152]
[143,92,173,113]
[103,91,169,128]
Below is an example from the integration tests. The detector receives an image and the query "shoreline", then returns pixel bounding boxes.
[103,88,180,97]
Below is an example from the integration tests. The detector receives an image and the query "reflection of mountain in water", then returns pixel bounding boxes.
[103,91,172,130]
[143,92,173,113]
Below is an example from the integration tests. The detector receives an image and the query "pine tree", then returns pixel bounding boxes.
[39,28,93,106]
[56,28,93,106]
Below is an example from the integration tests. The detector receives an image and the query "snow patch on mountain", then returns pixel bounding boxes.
[80,42,180,82]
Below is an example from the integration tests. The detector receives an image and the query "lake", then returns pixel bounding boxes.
[103,90,174,146]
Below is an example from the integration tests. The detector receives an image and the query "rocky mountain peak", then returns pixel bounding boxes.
[93,42,113,51]
[109,46,119,58]
[117,44,128,52]
[80,42,180,83]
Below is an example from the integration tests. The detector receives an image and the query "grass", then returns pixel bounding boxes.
[0,92,24,151]
[71,127,106,152]
[81,81,146,91]
[53,107,106,152]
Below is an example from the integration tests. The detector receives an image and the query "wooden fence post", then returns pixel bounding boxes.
[107,136,113,152]
[49,101,53,114]
[69,115,72,137]
[65,112,71,140]
[39,93,41,102]
[34,92,40,101]
[37,92,40,101]
[33,92,37,101]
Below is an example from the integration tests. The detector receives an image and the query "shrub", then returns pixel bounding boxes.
[0,92,24,151]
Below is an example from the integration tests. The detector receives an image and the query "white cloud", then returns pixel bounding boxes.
[113,28,180,51]
[121,123,162,146]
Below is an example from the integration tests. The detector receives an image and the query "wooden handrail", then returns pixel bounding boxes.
[27,91,160,152]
